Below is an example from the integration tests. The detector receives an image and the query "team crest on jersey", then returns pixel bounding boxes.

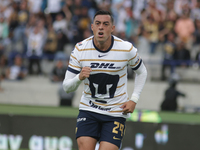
[78,42,83,46]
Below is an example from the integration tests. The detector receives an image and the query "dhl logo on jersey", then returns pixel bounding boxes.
[90,63,121,69]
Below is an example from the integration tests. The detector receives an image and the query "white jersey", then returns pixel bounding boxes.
[68,35,142,118]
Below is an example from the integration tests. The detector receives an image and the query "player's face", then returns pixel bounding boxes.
[91,15,115,45]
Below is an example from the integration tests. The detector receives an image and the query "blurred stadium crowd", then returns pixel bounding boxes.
[0,0,200,89]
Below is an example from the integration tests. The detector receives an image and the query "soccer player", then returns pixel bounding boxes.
[63,10,147,150]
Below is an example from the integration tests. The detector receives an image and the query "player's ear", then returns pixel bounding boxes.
[91,23,94,31]
[111,25,115,33]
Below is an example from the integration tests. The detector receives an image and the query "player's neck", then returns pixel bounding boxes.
[94,37,112,51]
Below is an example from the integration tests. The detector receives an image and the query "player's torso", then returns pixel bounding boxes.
[75,36,133,118]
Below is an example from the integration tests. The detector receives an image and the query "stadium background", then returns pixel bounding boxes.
[0,0,200,150]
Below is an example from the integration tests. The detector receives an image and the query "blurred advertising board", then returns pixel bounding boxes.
[0,114,200,150]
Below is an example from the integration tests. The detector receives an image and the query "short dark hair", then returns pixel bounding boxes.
[93,10,114,24]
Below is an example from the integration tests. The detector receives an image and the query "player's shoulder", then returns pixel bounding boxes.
[113,36,130,45]
[75,36,93,50]
[113,35,137,51]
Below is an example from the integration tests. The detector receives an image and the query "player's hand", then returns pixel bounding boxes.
[120,100,136,114]
[79,67,92,80]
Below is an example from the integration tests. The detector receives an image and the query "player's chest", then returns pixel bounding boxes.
[79,51,128,71]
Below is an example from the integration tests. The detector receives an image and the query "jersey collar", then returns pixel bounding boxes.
[92,35,114,53]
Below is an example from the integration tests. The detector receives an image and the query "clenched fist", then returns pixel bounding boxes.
[79,67,92,80]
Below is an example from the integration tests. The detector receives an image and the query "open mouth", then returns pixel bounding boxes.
[98,32,104,37]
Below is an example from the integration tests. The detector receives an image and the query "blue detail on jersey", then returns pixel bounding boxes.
[132,59,142,70]
[93,36,114,53]
[95,99,107,104]
[67,67,80,74]
[88,73,119,98]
